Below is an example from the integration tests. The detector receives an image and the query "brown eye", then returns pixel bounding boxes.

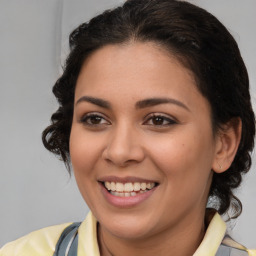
[144,114,177,126]
[88,116,102,125]
[151,116,165,125]
[80,114,110,126]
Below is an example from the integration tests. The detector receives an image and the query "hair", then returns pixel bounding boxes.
[42,0,255,218]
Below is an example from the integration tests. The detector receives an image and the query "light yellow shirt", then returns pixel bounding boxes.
[1,211,255,256]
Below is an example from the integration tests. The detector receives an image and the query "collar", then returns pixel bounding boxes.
[77,210,226,256]
[193,210,226,256]
[77,211,100,256]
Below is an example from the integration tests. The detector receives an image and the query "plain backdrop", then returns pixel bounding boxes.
[0,0,256,248]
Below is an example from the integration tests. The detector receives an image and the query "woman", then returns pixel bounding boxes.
[1,0,255,255]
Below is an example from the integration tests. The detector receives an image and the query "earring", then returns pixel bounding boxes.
[218,162,222,170]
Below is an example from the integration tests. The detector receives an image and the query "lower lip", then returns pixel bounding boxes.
[99,183,158,208]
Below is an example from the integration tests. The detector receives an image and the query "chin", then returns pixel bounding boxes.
[99,214,155,240]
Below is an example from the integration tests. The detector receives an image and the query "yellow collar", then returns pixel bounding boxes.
[77,211,100,256]
[193,212,226,256]
[77,211,226,256]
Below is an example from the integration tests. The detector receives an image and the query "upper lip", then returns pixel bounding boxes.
[98,175,159,184]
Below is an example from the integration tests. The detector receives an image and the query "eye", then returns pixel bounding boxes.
[143,114,177,126]
[80,113,110,126]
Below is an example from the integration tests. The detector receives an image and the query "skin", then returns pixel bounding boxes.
[70,42,240,256]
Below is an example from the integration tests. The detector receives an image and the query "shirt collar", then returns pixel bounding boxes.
[193,210,226,256]
[77,211,100,256]
[77,210,226,256]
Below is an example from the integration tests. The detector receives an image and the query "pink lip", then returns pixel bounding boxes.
[99,182,158,208]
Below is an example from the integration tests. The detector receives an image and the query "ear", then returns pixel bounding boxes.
[212,118,242,173]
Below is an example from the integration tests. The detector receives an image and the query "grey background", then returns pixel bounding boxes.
[0,0,255,248]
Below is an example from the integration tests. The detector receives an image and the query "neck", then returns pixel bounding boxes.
[98,210,206,256]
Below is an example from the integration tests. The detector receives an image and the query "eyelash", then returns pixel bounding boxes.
[80,113,110,127]
[79,113,177,128]
[143,113,177,127]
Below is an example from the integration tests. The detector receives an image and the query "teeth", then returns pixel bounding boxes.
[104,181,156,195]
[111,182,116,191]
[141,183,146,190]
[124,182,133,192]
[110,190,148,197]
[146,183,154,189]
[134,182,140,191]
[105,181,111,190]
[116,182,124,192]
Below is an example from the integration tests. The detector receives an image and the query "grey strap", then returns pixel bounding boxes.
[216,244,231,256]
[216,244,249,256]
[53,222,81,256]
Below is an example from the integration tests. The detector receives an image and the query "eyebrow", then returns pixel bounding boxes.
[76,96,111,109]
[135,98,190,111]
[76,96,189,111]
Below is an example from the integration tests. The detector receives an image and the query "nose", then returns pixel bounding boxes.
[102,124,145,167]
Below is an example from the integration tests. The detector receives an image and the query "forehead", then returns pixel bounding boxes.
[75,42,199,100]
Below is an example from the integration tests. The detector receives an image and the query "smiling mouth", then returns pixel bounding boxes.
[102,181,158,197]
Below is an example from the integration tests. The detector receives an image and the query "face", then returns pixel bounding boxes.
[70,42,219,240]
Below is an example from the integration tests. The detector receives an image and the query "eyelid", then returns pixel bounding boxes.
[143,113,178,126]
[79,112,111,125]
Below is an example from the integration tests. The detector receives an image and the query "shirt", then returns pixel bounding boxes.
[1,211,255,256]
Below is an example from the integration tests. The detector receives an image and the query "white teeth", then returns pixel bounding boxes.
[110,190,148,197]
[118,192,124,197]
[116,182,124,192]
[104,181,156,196]
[146,183,154,189]
[124,182,133,192]
[141,183,146,190]
[111,182,116,191]
[134,182,140,191]
[105,181,111,190]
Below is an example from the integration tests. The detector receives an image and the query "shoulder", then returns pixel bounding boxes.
[0,222,72,256]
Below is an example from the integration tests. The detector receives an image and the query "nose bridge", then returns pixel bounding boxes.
[103,120,144,166]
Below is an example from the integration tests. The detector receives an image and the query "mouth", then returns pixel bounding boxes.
[98,177,159,207]
[100,181,158,197]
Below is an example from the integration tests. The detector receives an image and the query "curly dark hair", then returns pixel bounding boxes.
[42,0,255,218]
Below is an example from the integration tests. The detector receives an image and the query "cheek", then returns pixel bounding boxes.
[146,129,214,214]
[69,125,103,176]
[146,126,214,182]
[69,126,104,210]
